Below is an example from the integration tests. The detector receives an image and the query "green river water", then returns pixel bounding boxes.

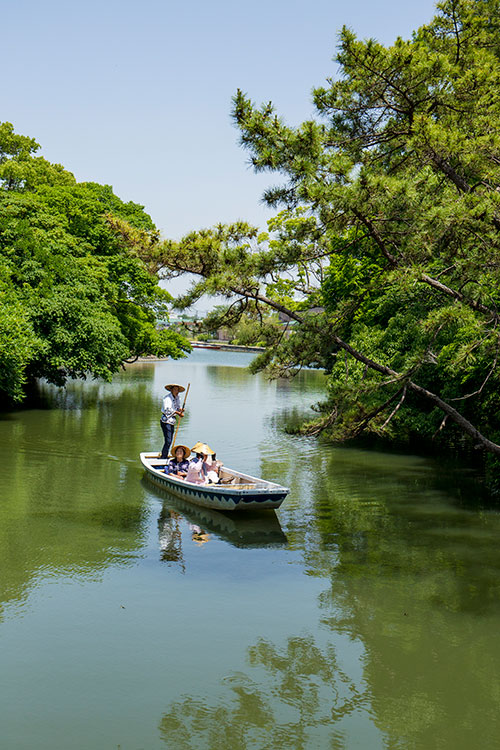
[1,349,499,749]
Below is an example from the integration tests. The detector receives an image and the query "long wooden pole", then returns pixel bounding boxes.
[171,382,190,450]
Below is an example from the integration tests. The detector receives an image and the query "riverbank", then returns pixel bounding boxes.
[189,341,265,352]
[132,342,264,362]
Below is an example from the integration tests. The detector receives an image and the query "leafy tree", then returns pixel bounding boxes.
[0,123,190,402]
[108,1,500,464]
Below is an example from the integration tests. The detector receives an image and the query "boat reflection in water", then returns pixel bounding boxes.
[143,479,288,557]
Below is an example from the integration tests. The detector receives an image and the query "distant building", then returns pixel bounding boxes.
[278,307,324,323]
[277,307,324,337]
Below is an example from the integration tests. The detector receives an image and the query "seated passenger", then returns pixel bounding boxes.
[165,445,191,478]
[185,442,216,484]
[205,452,223,484]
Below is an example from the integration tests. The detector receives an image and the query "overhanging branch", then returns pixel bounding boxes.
[332,334,500,456]
[421,274,499,321]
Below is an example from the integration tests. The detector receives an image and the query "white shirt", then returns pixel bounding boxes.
[161,393,181,425]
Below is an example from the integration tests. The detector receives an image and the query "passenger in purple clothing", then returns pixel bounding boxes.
[165,445,191,478]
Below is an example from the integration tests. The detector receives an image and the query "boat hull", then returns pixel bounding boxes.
[140,452,289,511]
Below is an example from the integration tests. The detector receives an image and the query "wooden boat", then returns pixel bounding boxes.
[140,452,289,511]
[189,342,221,350]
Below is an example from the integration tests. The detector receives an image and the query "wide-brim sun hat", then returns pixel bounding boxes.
[164,383,185,393]
[170,444,191,459]
[191,441,203,453]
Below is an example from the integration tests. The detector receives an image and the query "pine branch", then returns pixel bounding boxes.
[331,334,500,456]
[421,274,500,321]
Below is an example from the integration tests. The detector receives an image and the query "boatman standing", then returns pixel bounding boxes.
[160,383,185,459]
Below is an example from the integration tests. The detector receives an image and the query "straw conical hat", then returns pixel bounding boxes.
[195,443,215,455]
[164,383,185,393]
[170,444,191,459]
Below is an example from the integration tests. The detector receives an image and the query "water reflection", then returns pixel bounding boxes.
[3,351,500,750]
[158,633,369,749]
[0,376,158,619]
[158,510,185,568]
[0,470,148,621]
[150,479,288,562]
[280,447,500,748]
[154,429,500,749]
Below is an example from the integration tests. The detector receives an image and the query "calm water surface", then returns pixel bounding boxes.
[1,350,499,749]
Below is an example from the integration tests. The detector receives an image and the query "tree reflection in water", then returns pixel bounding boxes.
[155,443,500,749]
[158,509,185,570]
[158,634,367,749]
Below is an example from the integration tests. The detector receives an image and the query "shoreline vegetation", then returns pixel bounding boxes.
[0,122,190,405]
[2,2,500,492]
[131,342,265,361]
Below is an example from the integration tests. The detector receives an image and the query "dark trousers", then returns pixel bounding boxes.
[160,421,175,459]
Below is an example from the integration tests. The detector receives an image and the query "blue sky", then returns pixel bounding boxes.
[5,0,438,246]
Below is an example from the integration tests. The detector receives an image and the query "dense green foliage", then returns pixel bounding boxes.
[0,123,189,402]
[109,1,500,466]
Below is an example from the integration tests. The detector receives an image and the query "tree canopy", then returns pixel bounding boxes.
[109,1,500,466]
[0,123,190,402]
